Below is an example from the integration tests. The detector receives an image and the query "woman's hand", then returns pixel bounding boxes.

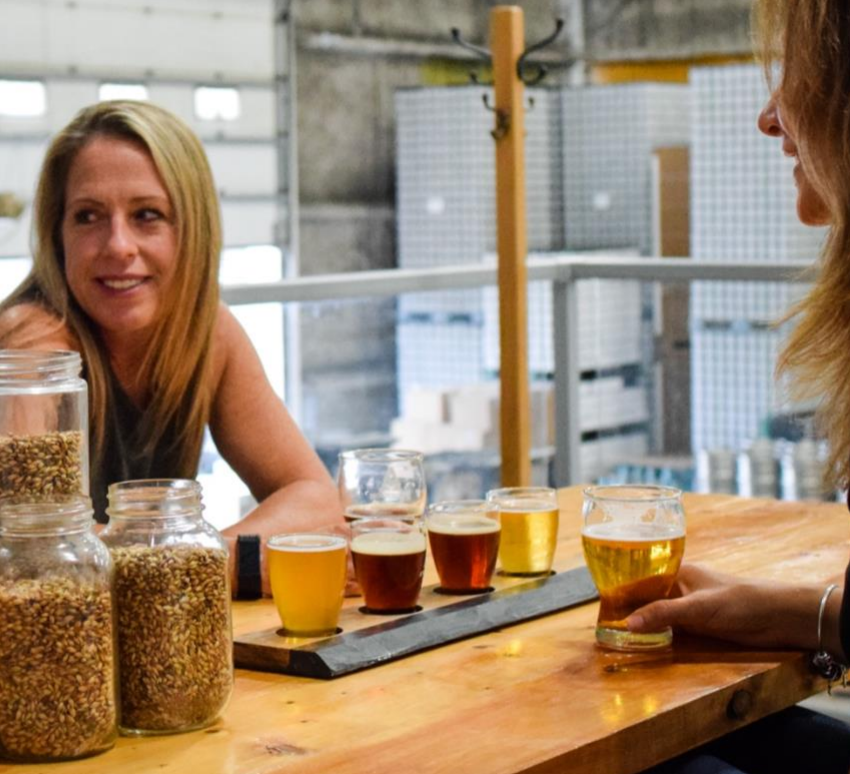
[626,564,825,651]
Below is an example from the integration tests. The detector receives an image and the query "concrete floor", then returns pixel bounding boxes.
[800,687,850,723]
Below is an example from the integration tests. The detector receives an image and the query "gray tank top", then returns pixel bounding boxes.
[90,366,197,522]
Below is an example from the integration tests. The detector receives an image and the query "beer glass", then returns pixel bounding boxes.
[338,449,426,522]
[267,533,348,637]
[350,518,426,613]
[486,486,559,576]
[426,500,500,594]
[582,485,686,651]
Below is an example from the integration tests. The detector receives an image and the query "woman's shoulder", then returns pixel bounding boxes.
[0,303,78,351]
[209,303,245,384]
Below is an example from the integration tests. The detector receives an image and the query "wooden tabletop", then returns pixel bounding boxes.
[6,488,849,774]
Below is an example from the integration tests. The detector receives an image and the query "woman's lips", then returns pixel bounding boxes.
[98,277,148,291]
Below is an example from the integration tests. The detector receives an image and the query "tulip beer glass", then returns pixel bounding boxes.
[338,449,426,522]
[426,500,501,594]
[351,518,426,613]
[582,485,686,651]
[486,487,559,576]
[267,533,348,636]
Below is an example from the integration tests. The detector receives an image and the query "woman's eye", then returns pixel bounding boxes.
[136,208,164,222]
[72,210,97,224]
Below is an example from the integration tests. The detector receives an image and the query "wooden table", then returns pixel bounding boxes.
[6,489,849,774]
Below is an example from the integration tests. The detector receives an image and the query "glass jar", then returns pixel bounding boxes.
[0,350,88,499]
[0,497,117,762]
[100,479,233,735]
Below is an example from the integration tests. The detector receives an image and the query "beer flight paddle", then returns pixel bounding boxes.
[233,566,598,679]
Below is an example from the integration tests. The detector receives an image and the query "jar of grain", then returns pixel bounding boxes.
[0,350,88,499]
[101,479,233,735]
[0,496,117,762]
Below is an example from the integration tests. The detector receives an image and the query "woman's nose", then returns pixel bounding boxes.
[105,216,138,259]
[758,96,783,137]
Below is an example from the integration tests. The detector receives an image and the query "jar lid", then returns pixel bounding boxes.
[0,350,82,383]
[106,479,204,519]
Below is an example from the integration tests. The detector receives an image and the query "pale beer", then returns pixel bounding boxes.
[486,492,558,575]
[267,534,348,636]
[344,502,422,523]
[427,508,500,593]
[351,529,426,612]
[582,522,685,648]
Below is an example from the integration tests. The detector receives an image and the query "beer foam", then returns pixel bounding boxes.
[351,530,426,556]
[427,516,500,535]
[582,522,685,541]
[268,534,347,552]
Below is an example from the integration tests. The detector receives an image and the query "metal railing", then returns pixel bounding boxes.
[221,254,812,486]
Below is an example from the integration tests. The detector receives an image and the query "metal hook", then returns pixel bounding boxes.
[481,95,510,141]
[516,18,565,86]
[451,27,493,85]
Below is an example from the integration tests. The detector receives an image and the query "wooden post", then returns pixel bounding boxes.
[491,6,531,487]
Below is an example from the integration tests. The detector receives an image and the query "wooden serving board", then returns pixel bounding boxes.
[234,566,598,678]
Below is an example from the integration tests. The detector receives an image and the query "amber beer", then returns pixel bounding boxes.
[487,488,559,576]
[267,533,348,636]
[426,505,500,593]
[351,527,426,613]
[582,522,686,648]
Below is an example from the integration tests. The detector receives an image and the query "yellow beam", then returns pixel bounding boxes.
[591,54,754,84]
[491,5,531,487]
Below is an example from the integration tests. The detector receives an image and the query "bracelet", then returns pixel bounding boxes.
[811,583,847,692]
[235,534,262,600]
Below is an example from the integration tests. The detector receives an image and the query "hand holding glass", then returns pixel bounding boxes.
[581,485,686,651]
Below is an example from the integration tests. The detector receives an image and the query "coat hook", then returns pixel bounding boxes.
[481,95,510,141]
[451,27,493,85]
[516,18,565,86]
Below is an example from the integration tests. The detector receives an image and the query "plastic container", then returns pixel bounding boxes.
[0,497,117,761]
[0,350,88,499]
[100,479,233,735]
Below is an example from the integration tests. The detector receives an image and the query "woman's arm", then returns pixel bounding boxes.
[627,563,845,659]
[207,305,343,594]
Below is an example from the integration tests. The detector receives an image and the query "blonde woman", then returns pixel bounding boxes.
[0,101,340,596]
[634,0,850,771]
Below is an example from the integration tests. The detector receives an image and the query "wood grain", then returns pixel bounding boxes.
[492,5,531,487]
[4,488,847,774]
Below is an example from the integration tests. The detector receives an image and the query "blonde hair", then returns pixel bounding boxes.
[753,0,850,489]
[2,100,221,476]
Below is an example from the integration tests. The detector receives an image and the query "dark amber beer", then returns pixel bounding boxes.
[426,503,500,593]
[351,527,426,612]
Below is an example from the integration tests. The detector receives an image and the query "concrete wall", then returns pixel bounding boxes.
[0,0,757,452]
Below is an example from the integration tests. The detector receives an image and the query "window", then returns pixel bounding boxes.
[194,86,240,121]
[99,82,149,102]
[0,80,46,117]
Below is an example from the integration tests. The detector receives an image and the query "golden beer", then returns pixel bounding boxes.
[267,534,347,636]
[486,488,559,575]
[426,505,500,593]
[582,522,685,650]
[351,528,426,613]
